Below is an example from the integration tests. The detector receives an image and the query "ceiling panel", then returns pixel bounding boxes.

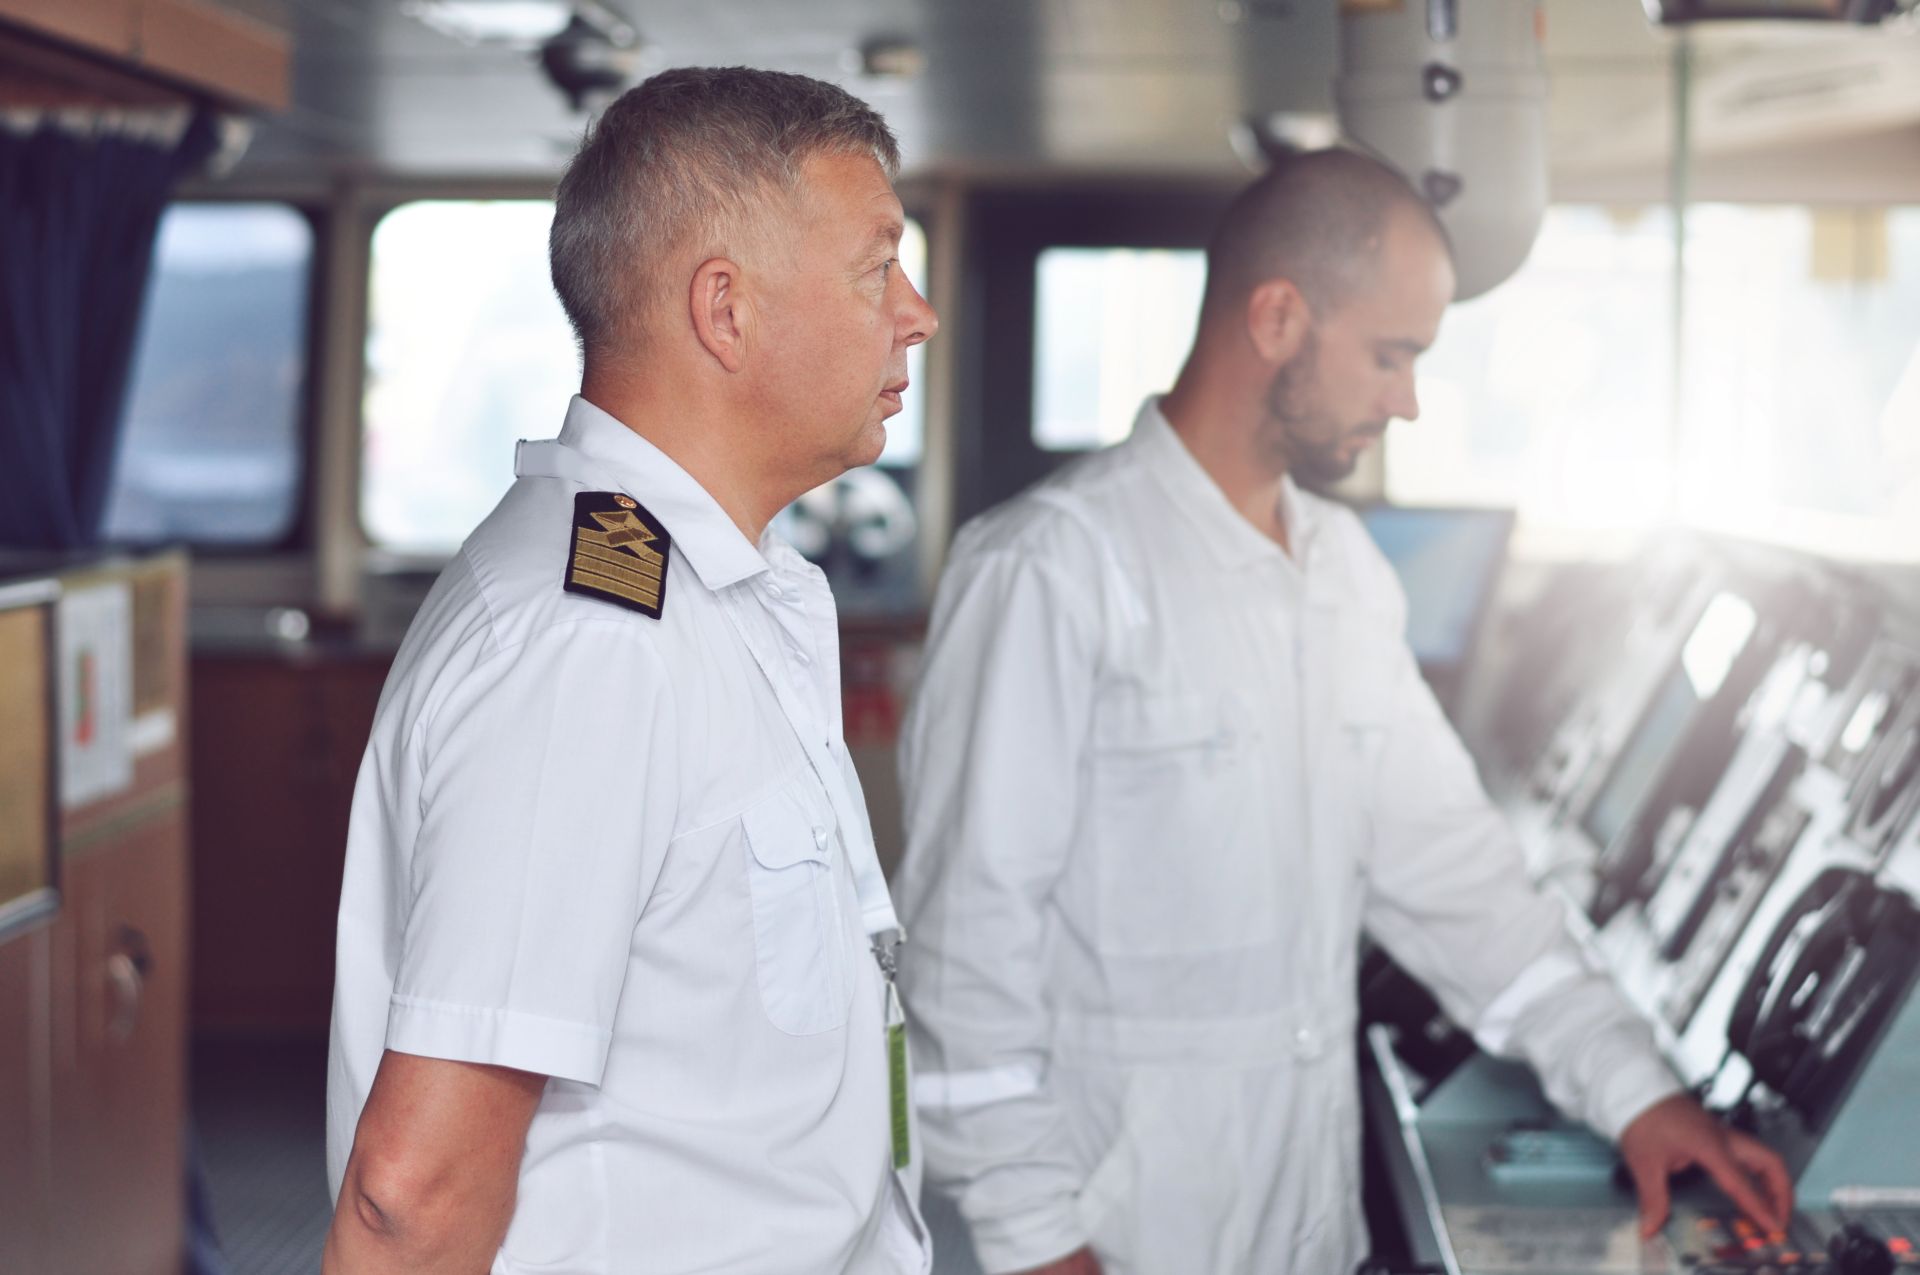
[224,0,1920,184]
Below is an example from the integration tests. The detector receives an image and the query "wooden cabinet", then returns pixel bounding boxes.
[47,816,188,1273]
[0,551,189,1275]
[190,650,387,1035]
[0,926,51,1274]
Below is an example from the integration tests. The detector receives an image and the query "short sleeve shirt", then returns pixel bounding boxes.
[326,396,928,1275]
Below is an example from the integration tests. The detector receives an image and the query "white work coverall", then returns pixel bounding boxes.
[894,399,1680,1275]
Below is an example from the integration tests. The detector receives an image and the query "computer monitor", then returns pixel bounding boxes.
[1580,661,1702,854]
[1357,505,1516,671]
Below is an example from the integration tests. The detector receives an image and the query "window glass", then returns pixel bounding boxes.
[103,203,312,544]
[362,203,932,557]
[362,200,577,554]
[1678,205,1920,553]
[1032,247,1207,451]
[1387,203,1920,560]
[878,218,929,466]
[1388,206,1678,528]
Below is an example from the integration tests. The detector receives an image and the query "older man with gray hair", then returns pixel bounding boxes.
[324,66,937,1275]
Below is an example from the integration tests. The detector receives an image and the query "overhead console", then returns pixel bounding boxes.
[1363,533,1920,1275]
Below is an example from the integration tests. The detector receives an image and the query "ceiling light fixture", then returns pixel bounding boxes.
[403,0,571,46]
[856,37,926,80]
[405,0,637,50]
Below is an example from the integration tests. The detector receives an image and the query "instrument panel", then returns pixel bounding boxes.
[1364,536,1920,1275]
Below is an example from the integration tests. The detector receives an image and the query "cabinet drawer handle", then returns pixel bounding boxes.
[106,926,153,1043]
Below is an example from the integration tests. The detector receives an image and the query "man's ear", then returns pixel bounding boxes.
[689,257,749,373]
[1245,278,1312,367]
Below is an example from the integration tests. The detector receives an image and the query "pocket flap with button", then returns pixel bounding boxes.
[741,777,850,1035]
[1093,691,1236,755]
[743,784,835,870]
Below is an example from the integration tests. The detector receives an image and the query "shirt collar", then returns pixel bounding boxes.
[514,395,772,593]
[1128,395,1317,570]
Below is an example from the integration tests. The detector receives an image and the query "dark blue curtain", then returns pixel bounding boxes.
[0,112,218,549]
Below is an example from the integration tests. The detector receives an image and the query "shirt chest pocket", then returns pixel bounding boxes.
[1087,690,1275,957]
[741,780,853,1036]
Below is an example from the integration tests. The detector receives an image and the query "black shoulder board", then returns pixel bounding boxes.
[563,491,671,619]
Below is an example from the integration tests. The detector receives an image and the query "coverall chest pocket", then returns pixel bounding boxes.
[1088,691,1272,957]
[1329,634,1399,864]
[742,780,853,1036]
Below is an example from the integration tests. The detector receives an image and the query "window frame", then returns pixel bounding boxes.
[956,182,1240,525]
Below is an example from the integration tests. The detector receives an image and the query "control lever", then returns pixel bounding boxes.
[1830,1223,1895,1275]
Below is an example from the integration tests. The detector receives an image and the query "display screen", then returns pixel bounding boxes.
[1578,592,1760,851]
[1359,507,1515,668]
[1580,664,1701,851]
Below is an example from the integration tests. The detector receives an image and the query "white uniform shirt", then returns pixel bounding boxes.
[327,396,930,1275]
[895,399,1681,1275]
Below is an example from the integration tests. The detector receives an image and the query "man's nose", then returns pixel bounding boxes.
[1389,373,1420,423]
[901,279,938,348]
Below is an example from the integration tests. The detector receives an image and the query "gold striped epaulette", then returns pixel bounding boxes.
[563,491,670,619]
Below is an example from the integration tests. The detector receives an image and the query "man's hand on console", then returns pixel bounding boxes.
[1618,1092,1793,1240]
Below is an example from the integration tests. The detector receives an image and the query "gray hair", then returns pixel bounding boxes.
[550,66,900,361]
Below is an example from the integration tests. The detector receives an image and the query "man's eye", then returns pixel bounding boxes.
[877,258,896,278]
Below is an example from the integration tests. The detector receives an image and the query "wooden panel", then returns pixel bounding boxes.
[137,0,288,111]
[190,654,387,1034]
[0,22,183,108]
[47,818,188,1275]
[0,605,53,915]
[129,555,185,723]
[0,925,51,1275]
[0,0,137,54]
[0,0,287,111]
[62,555,187,852]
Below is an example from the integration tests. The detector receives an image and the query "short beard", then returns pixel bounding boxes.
[1261,330,1357,491]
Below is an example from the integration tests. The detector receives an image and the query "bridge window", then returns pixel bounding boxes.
[1388,205,1678,526]
[1676,205,1920,558]
[360,200,576,555]
[1388,203,1920,560]
[103,202,313,546]
[1031,246,1206,451]
[360,200,929,573]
